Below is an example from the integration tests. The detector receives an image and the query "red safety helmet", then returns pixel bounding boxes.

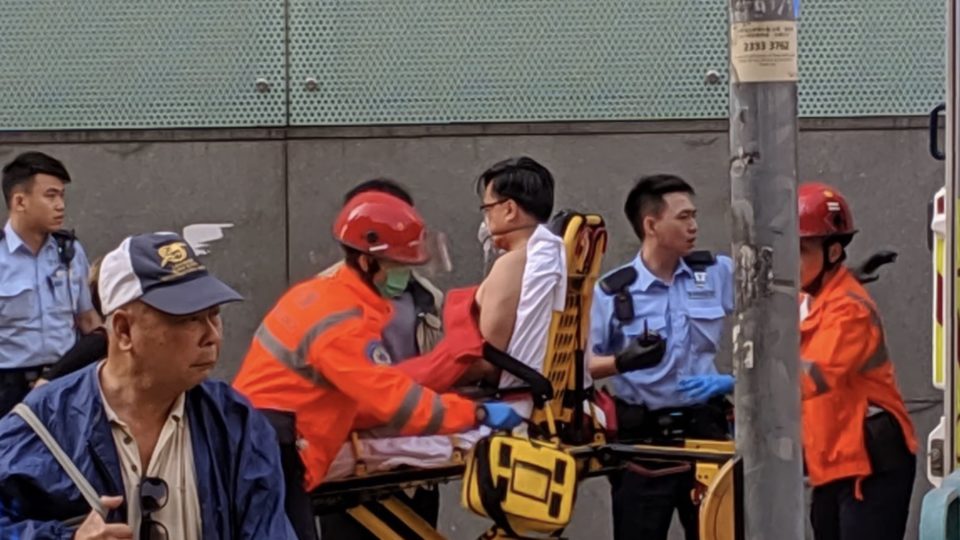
[798,182,857,239]
[333,191,430,265]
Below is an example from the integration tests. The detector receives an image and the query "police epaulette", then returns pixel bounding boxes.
[599,266,638,295]
[600,266,638,323]
[683,250,716,272]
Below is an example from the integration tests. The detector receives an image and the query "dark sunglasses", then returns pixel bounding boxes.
[139,477,169,540]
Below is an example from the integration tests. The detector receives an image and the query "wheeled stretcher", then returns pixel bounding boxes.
[310,211,742,540]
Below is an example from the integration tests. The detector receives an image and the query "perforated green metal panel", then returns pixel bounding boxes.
[289,0,730,125]
[0,0,949,130]
[0,0,286,130]
[798,0,946,116]
[290,0,946,125]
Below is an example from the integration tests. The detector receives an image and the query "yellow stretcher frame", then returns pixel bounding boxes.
[929,186,960,487]
[311,210,740,539]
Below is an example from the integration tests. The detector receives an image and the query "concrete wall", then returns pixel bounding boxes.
[0,117,943,538]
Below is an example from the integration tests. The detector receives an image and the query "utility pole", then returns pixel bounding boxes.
[728,1,805,539]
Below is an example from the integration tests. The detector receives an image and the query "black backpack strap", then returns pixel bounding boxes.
[51,229,77,267]
[408,277,440,316]
[682,250,716,272]
[599,266,638,323]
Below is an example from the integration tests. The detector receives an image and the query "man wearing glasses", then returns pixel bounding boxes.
[0,232,296,539]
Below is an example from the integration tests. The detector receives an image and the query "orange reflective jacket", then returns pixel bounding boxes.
[232,265,478,489]
[800,266,917,491]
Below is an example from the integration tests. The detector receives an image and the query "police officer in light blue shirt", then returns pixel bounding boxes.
[0,152,100,416]
[589,174,734,540]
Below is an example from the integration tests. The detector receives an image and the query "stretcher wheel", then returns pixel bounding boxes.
[698,458,736,540]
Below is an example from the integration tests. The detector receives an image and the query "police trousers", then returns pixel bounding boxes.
[610,397,732,540]
[810,411,916,540]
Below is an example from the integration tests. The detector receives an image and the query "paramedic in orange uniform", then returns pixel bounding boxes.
[232,191,523,540]
[797,182,917,540]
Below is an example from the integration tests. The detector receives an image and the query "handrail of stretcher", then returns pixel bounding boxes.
[309,438,736,510]
[311,463,467,511]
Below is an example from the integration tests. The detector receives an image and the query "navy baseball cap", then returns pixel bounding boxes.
[98,232,243,316]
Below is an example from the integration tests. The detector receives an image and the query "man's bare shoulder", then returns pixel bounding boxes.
[477,249,525,304]
[488,249,526,276]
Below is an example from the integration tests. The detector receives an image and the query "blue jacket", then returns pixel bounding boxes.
[0,364,296,539]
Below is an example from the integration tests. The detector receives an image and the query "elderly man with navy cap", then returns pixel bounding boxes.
[0,232,296,540]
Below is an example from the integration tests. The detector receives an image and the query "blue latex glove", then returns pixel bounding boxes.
[677,374,735,402]
[477,402,524,430]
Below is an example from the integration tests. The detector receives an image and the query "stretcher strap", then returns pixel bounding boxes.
[12,403,107,518]
[474,437,520,538]
[482,343,553,407]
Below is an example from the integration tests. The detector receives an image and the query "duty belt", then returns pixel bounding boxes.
[615,397,732,443]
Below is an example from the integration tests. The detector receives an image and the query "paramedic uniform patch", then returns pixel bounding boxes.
[366,341,393,365]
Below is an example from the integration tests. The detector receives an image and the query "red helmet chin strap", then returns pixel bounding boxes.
[802,238,846,296]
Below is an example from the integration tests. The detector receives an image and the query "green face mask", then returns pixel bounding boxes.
[377,267,412,298]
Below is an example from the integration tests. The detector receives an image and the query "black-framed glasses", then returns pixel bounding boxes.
[139,477,169,540]
[479,198,509,212]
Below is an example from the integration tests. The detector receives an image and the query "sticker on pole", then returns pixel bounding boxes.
[730,20,798,83]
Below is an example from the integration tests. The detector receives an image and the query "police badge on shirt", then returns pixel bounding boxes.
[365,340,393,366]
[686,270,716,300]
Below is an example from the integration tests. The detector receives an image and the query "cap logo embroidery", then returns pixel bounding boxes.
[158,242,189,267]
[157,241,205,281]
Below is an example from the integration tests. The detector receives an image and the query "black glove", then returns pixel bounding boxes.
[614,325,666,373]
[852,250,897,284]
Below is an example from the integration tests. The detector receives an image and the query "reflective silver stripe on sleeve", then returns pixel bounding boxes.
[802,360,829,395]
[859,341,889,372]
[384,384,424,432]
[843,292,890,372]
[255,307,361,388]
[422,394,446,435]
[360,390,446,437]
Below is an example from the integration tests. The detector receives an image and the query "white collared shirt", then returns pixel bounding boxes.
[98,364,202,539]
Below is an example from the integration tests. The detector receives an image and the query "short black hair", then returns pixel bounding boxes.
[624,174,695,239]
[476,156,554,223]
[2,152,71,208]
[343,178,414,206]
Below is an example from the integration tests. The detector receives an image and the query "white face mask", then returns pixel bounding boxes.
[477,221,505,275]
